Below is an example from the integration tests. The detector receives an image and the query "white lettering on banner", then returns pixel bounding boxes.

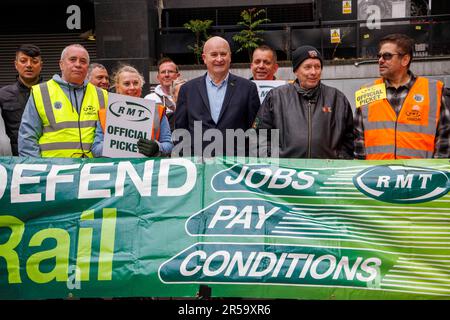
[115,161,154,197]
[395,174,414,189]
[11,164,47,203]
[245,168,272,188]
[225,251,256,276]
[0,165,7,199]
[310,255,336,279]
[208,205,279,229]
[79,163,114,199]
[332,257,362,280]
[248,252,277,277]
[0,159,197,203]
[419,174,433,189]
[376,176,390,188]
[178,250,382,282]
[158,158,197,196]
[180,251,207,277]
[376,174,433,190]
[358,258,381,282]
[46,164,80,201]
[268,169,298,189]
[224,165,318,190]
[203,251,230,276]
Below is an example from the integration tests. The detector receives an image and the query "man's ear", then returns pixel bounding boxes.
[402,54,411,68]
[274,63,279,73]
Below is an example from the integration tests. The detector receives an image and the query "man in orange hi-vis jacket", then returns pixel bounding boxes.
[354,33,450,159]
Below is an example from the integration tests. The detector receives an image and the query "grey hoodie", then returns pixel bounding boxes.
[18,74,90,157]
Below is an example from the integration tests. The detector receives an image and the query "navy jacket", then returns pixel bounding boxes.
[175,73,260,156]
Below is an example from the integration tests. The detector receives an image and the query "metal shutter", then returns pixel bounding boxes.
[0,33,96,87]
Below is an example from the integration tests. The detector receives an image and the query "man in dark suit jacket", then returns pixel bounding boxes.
[174,36,261,157]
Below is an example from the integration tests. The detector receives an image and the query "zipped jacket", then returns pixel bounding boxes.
[0,76,42,155]
[254,81,354,159]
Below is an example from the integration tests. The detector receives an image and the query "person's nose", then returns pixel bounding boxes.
[309,68,319,78]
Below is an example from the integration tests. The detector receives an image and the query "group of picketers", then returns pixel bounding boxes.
[0,33,449,160]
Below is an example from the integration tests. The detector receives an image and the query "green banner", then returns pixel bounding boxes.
[1,157,450,300]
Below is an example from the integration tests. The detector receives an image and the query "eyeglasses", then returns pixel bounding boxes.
[376,52,404,60]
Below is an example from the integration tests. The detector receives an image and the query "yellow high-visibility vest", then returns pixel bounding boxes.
[32,79,107,157]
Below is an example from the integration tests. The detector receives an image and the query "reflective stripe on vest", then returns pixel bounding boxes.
[39,142,93,151]
[361,77,442,160]
[99,102,165,141]
[33,80,107,157]
[96,86,106,110]
[365,146,429,158]
[151,104,165,140]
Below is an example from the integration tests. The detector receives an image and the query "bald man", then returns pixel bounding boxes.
[18,44,107,157]
[175,36,260,156]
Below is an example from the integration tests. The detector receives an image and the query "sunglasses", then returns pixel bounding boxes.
[377,52,404,60]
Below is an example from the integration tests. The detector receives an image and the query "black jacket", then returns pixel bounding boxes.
[254,81,354,159]
[0,77,42,155]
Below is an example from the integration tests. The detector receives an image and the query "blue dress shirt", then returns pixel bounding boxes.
[205,73,229,123]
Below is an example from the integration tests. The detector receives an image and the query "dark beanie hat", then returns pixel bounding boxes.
[292,45,323,71]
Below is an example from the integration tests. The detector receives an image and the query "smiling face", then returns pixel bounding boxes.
[115,71,142,97]
[89,67,110,90]
[59,46,89,85]
[294,58,322,89]
[202,37,231,80]
[251,48,278,80]
[156,61,179,90]
[15,52,42,86]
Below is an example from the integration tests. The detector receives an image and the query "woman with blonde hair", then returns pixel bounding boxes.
[92,64,173,157]
[113,64,145,97]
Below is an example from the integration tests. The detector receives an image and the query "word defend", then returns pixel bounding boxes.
[355,83,387,108]
[103,93,155,158]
